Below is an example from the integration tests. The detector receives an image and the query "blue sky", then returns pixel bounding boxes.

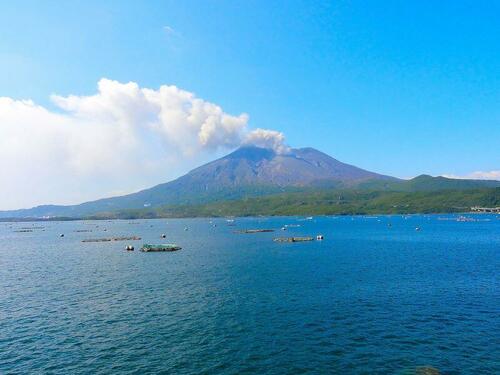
[0,1,499,208]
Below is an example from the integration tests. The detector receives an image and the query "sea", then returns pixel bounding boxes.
[0,214,498,374]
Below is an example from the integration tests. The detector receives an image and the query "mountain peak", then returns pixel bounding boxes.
[200,145,394,186]
[226,145,276,161]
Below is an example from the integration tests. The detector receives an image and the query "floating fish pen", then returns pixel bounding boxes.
[235,229,275,234]
[113,236,141,241]
[274,236,314,242]
[140,244,182,252]
[82,236,141,243]
[82,238,112,243]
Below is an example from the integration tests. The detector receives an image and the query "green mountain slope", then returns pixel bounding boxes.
[90,188,500,219]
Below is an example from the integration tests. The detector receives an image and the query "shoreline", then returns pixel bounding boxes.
[0,211,496,223]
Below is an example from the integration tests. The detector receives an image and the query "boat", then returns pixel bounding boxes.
[457,215,475,222]
[140,244,182,252]
[297,216,313,222]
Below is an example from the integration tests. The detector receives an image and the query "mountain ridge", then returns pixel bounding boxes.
[1,146,498,218]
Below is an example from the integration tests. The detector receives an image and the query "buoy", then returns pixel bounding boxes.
[126,245,134,251]
[316,235,324,240]
[161,234,166,238]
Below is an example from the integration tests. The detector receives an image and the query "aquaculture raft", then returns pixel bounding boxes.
[235,229,275,234]
[274,236,314,243]
[140,244,182,252]
[82,236,141,243]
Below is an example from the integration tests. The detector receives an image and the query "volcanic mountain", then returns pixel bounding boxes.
[178,146,396,187]
[1,146,498,218]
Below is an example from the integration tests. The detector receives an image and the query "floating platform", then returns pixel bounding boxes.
[82,238,111,243]
[140,244,182,252]
[235,229,275,234]
[113,236,141,241]
[274,236,314,243]
[82,236,141,243]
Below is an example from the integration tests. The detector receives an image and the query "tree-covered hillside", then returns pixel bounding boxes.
[88,188,500,219]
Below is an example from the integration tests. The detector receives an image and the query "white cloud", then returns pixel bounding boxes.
[0,79,287,210]
[442,171,500,180]
[163,25,177,35]
[162,25,181,39]
[163,25,175,33]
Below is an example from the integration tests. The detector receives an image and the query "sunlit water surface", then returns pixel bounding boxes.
[0,215,498,374]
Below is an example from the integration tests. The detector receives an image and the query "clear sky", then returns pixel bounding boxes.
[0,0,499,209]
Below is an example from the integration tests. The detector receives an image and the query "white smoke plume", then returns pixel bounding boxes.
[0,79,288,209]
[244,128,290,154]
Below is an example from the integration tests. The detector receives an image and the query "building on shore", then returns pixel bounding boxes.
[470,206,500,213]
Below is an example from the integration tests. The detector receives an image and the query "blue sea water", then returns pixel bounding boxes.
[0,215,498,374]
